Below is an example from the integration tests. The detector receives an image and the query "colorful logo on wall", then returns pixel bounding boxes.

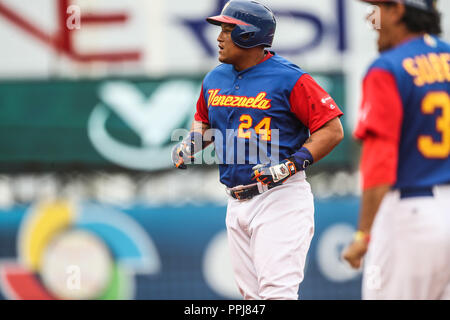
[0,200,161,300]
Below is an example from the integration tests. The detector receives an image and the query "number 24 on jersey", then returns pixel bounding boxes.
[238,115,272,141]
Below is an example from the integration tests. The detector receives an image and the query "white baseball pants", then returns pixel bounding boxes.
[363,185,450,300]
[225,172,315,300]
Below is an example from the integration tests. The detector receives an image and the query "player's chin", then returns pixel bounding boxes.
[377,39,392,53]
[377,32,392,53]
[218,53,229,64]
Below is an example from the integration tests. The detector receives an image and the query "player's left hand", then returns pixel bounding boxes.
[251,158,298,186]
[171,141,194,169]
[342,239,369,269]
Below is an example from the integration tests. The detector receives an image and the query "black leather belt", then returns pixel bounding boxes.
[229,185,260,200]
[399,186,434,199]
[399,183,450,199]
[228,183,276,200]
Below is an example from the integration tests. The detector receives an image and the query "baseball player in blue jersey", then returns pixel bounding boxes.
[343,0,450,299]
[172,0,344,300]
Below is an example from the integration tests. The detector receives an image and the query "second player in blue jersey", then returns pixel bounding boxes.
[343,0,450,300]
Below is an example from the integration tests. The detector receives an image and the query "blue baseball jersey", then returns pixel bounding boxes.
[355,35,450,189]
[195,52,343,188]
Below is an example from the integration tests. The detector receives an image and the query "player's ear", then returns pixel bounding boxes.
[392,3,406,24]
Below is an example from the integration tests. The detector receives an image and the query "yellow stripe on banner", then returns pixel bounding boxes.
[19,200,75,271]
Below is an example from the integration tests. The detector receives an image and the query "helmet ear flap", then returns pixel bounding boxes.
[239,32,255,41]
[231,25,261,48]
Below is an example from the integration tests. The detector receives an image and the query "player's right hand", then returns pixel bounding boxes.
[171,141,194,170]
[342,233,370,269]
[251,158,298,186]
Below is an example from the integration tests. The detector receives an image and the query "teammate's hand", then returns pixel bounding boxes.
[171,141,194,169]
[251,158,298,186]
[342,238,369,269]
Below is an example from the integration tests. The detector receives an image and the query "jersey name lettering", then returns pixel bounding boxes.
[402,53,450,87]
[207,89,272,110]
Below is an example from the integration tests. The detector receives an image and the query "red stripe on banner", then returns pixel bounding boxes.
[0,2,56,48]
[81,13,128,24]
[71,51,141,62]
[0,0,141,63]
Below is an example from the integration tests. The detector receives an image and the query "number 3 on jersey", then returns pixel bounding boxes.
[238,115,272,141]
[418,91,450,159]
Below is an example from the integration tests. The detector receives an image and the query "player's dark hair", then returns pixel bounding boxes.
[385,3,442,35]
[401,5,442,35]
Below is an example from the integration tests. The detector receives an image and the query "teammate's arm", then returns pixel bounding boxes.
[342,143,393,269]
[343,135,399,268]
[358,186,391,233]
[342,68,403,269]
[343,186,390,269]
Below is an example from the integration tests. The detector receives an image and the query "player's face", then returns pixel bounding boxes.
[375,4,396,52]
[217,23,245,64]
[367,3,404,53]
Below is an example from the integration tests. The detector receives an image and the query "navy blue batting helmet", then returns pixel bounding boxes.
[206,0,276,49]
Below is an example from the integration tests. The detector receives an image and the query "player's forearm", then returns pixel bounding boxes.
[190,120,210,134]
[357,185,391,234]
[302,117,344,163]
[190,120,214,150]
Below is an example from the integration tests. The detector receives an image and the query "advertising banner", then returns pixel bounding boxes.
[0,73,351,172]
[0,197,362,300]
[0,0,361,76]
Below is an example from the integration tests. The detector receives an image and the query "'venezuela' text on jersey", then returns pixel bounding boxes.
[355,35,450,189]
[195,52,343,188]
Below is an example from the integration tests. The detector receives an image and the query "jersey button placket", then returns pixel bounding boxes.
[235,74,242,90]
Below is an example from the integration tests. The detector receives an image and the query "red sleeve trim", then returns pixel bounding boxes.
[258,51,274,64]
[194,84,210,124]
[354,68,403,141]
[355,68,403,189]
[309,108,343,134]
[289,74,344,133]
[360,133,398,190]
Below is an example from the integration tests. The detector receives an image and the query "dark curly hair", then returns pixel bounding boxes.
[384,3,442,35]
[402,5,442,35]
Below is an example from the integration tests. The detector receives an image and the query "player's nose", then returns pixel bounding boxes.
[217,30,226,43]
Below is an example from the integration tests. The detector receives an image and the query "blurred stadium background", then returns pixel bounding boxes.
[0,0,448,300]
